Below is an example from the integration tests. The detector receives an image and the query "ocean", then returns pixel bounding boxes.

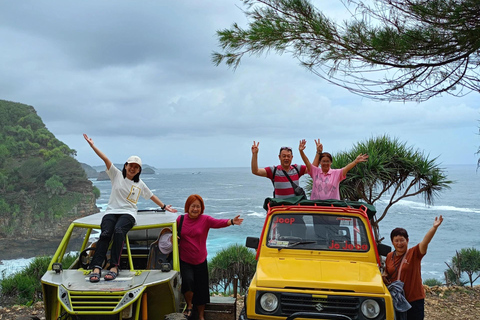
[1,164,479,284]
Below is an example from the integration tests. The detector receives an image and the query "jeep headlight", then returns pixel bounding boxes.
[361,299,380,319]
[259,293,278,312]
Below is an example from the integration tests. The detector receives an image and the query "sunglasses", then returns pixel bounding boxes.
[279,146,292,153]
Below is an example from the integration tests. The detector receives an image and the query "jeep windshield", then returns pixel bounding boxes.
[266,213,370,252]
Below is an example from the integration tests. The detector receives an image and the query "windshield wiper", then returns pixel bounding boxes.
[287,241,316,248]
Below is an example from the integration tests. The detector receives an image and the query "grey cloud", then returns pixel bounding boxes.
[0,0,478,168]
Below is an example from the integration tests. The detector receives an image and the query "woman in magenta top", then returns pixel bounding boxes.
[299,139,369,200]
[177,194,244,320]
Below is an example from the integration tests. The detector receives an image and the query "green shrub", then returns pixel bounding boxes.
[423,278,443,287]
[445,247,480,287]
[92,186,101,199]
[0,253,76,305]
[208,244,257,295]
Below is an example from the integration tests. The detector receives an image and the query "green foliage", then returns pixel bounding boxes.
[306,135,451,239]
[423,278,443,287]
[0,254,76,306]
[0,198,10,213]
[92,186,101,199]
[208,244,257,295]
[0,145,8,165]
[44,175,67,197]
[213,0,480,102]
[0,99,96,235]
[17,158,46,190]
[445,248,480,287]
[0,273,39,305]
[0,254,76,305]
[444,266,467,287]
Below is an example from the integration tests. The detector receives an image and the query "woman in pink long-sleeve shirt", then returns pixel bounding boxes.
[177,194,243,320]
[298,139,369,200]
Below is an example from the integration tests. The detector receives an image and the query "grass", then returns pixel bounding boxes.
[424,278,443,287]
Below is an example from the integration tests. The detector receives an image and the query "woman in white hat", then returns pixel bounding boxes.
[83,134,177,282]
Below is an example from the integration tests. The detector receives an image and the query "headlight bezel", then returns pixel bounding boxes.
[258,292,279,313]
[360,298,381,319]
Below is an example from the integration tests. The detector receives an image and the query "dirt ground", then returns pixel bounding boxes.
[1,286,479,320]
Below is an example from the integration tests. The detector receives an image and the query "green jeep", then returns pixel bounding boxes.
[41,210,182,320]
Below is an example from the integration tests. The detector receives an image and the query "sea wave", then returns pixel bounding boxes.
[377,198,480,214]
[0,258,33,280]
[246,211,266,218]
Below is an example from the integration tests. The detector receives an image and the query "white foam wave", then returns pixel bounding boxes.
[0,258,33,280]
[247,211,266,218]
[377,199,480,214]
[211,211,231,215]
[204,197,255,202]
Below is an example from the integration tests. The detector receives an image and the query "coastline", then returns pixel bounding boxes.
[0,238,84,280]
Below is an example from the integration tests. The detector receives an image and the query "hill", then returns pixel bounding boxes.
[0,99,99,239]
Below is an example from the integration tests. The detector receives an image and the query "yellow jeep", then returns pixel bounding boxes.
[41,210,182,320]
[242,198,394,320]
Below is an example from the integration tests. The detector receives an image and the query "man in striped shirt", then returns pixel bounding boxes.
[251,141,307,199]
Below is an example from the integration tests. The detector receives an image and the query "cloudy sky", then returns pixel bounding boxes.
[1,0,478,168]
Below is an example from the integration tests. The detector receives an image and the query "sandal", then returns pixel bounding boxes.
[104,270,118,281]
[183,308,193,320]
[89,271,101,283]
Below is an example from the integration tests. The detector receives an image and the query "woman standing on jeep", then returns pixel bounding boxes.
[178,194,243,320]
[83,134,177,283]
[299,139,368,200]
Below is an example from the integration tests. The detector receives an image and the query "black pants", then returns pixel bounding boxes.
[406,299,424,320]
[180,259,210,305]
[90,214,135,270]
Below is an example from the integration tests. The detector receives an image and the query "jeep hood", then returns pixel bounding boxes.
[41,269,177,291]
[255,257,385,294]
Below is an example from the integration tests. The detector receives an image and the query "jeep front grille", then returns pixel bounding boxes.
[280,293,359,319]
[68,291,125,312]
[58,285,144,315]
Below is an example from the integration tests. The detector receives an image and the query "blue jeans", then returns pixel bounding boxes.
[90,214,135,270]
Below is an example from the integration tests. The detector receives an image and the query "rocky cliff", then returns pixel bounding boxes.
[0,99,100,240]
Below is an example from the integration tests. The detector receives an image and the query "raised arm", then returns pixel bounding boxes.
[298,139,312,173]
[251,141,267,177]
[83,134,112,170]
[419,215,443,254]
[150,195,178,213]
[311,139,323,167]
[342,153,369,177]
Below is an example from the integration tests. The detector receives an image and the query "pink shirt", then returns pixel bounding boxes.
[309,166,345,200]
[176,214,229,265]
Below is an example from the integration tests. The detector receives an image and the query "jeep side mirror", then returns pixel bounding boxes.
[246,237,259,249]
[377,243,392,257]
